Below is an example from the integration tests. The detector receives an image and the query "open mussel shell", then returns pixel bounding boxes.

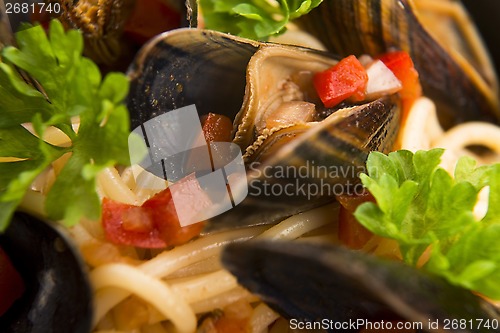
[206,95,400,231]
[0,213,92,333]
[297,0,500,128]
[127,28,261,130]
[223,241,500,333]
[127,28,400,231]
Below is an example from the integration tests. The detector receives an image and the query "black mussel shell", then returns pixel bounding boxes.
[223,241,500,333]
[0,213,92,333]
[126,28,259,130]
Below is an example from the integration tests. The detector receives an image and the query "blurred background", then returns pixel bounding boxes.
[462,0,500,77]
[2,0,500,75]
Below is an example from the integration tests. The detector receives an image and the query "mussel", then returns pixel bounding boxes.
[222,240,500,333]
[56,0,192,65]
[57,0,137,64]
[126,28,401,231]
[0,213,92,333]
[297,0,500,127]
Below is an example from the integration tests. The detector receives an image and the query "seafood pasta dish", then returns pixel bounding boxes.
[1,0,500,332]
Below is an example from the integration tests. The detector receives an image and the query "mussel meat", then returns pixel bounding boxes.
[222,240,500,333]
[297,0,500,127]
[126,28,401,231]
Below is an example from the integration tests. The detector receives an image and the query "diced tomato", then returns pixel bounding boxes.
[378,51,422,120]
[200,113,234,143]
[0,246,25,316]
[145,175,210,243]
[124,0,181,45]
[336,191,375,249]
[378,51,422,100]
[198,113,235,169]
[102,181,205,248]
[103,113,235,249]
[102,195,167,249]
[313,55,368,108]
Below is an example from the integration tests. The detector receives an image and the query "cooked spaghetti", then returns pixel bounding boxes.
[6,7,500,332]
[12,77,500,333]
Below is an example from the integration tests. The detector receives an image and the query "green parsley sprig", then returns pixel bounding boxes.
[355,149,500,299]
[0,20,131,230]
[199,0,323,40]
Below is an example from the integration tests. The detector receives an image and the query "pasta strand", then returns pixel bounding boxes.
[92,227,266,325]
[91,263,196,333]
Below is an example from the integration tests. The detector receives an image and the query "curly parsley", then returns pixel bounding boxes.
[199,0,323,40]
[0,20,131,230]
[355,149,500,299]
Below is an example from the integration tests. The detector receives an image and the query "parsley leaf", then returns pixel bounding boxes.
[0,20,131,230]
[355,149,500,299]
[199,0,323,40]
